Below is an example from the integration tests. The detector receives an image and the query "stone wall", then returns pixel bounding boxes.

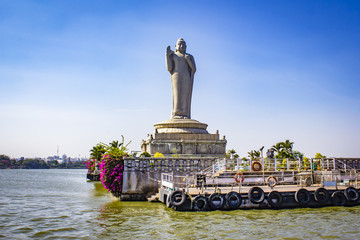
[141,118,227,156]
[121,157,216,200]
[141,133,226,156]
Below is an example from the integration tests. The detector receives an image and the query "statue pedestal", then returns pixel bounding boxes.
[141,119,227,156]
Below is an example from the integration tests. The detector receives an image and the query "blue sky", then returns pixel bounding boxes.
[1,0,360,158]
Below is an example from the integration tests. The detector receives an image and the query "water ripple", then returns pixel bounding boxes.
[1,169,360,239]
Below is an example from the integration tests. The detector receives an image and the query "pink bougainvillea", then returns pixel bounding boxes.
[86,159,96,172]
[90,138,130,198]
[99,153,127,198]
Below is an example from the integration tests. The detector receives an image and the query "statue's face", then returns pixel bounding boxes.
[175,41,186,53]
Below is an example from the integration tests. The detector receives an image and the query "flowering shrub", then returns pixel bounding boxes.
[99,153,128,197]
[94,137,131,198]
[86,159,96,172]
[154,152,164,158]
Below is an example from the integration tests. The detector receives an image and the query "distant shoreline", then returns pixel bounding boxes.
[0,158,87,170]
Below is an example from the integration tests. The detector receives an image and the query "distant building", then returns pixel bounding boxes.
[62,154,68,163]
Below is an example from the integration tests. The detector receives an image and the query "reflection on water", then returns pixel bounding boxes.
[92,182,111,197]
[1,169,360,239]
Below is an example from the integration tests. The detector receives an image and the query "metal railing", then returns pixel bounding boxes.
[179,157,360,190]
[162,170,360,192]
[200,157,360,173]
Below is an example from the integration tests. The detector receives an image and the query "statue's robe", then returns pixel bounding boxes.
[167,52,196,119]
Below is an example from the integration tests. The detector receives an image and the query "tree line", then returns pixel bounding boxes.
[0,154,87,169]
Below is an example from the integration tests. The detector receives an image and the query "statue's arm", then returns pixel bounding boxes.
[166,46,174,73]
[185,54,196,79]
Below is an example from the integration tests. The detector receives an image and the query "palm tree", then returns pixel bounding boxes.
[271,142,284,158]
[271,142,282,154]
[90,144,106,162]
[228,149,236,155]
[101,136,132,157]
[110,140,122,149]
[248,150,260,160]
[282,139,294,158]
[293,151,304,160]
[227,149,237,159]
[271,140,294,159]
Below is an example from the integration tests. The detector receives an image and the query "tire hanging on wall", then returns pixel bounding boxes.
[170,190,186,206]
[248,187,265,204]
[344,187,359,202]
[314,188,330,205]
[192,195,209,211]
[331,191,347,206]
[209,193,225,210]
[225,191,242,209]
[267,191,283,208]
[295,188,311,206]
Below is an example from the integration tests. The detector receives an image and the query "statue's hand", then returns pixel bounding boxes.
[166,46,173,56]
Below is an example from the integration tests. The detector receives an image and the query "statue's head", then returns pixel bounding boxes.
[175,38,186,53]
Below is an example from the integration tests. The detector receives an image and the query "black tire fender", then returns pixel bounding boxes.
[192,195,209,211]
[209,193,225,210]
[170,190,186,206]
[331,191,347,206]
[248,187,265,204]
[344,187,359,202]
[295,188,311,206]
[225,191,242,209]
[314,188,330,204]
[267,191,283,208]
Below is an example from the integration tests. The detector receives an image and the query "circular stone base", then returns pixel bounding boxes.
[154,119,208,134]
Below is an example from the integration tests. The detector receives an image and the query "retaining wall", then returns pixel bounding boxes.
[121,157,216,200]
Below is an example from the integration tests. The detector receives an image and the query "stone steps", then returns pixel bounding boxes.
[147,192,160,202]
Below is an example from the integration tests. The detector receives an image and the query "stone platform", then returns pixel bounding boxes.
[141,118,226,156]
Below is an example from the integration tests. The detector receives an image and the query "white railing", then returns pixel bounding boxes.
[184,158,360,188]
[160,158,360,193]
[200,158,360,173]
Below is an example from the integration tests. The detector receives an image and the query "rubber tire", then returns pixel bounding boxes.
[344,187,359,202]
[193,195,209,211]
[267,191,283,208]
[331,191,347,206]
[209,193,225,210]
[314,188,330,205]
[225,191,241,209]
[295,188,311,206]
[170,190,186,206]
[248,187,265,204]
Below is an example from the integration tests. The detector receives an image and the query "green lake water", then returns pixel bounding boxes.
[1,169,360,239]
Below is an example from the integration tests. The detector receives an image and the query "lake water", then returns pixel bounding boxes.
[1,169,360,239]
